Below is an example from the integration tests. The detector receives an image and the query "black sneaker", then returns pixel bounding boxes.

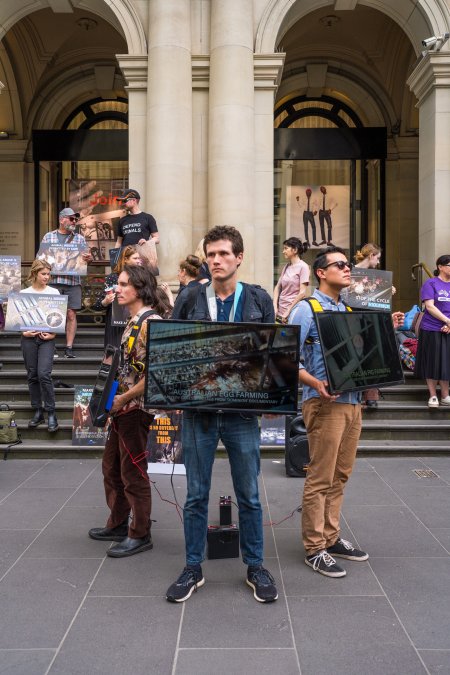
[246,566,278,603]
[305,550,346,577]
[327,538,369,561]
[166,566,205,603]
[64,347,76,358]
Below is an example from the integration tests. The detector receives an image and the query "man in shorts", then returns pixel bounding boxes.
[40,207,91,358]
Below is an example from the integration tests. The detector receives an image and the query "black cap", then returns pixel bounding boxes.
[117,189,140,202]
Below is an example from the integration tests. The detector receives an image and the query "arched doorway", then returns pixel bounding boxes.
[264,2,429,308]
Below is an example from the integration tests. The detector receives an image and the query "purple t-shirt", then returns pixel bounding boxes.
[420,277,450,331]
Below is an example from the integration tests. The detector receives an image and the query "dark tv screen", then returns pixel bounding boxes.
[315,310,404,394]
[144,320,300,414]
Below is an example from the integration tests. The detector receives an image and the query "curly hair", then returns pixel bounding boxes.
[203,226,244,256]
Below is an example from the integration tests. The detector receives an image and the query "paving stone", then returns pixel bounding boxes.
[180,584,293,649]
[342,504,447,557]
[0,529,39,578]
[0,487,76,530]
[418,649,450,674]
[174,648,300,675]
[48,597,181,675]
[0,649,55,675]
[370,557,450,650]
[0,558,103,649]
[289,596,427,675]
[343,470,402,505]
[23,506,109,559]
[19,459,99,488]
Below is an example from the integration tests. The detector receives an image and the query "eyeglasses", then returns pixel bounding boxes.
[320,260,353,271]
[68,216,78,222]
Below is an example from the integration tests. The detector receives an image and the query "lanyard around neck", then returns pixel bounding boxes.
[206,282,243,322]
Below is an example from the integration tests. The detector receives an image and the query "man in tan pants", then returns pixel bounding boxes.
[289,246,403,577]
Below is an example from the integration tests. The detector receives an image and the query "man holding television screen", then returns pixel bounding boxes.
[165,225,278,604]
[289,246,403,579]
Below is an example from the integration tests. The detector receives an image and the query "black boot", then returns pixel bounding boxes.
[47,412,59,433]
[28,408,45,428]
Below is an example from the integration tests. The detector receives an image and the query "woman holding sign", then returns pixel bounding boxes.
[20,260,60,432]
[93,245,143,348]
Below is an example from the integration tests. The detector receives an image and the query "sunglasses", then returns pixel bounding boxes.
[68,216,78,222]
[321,260,353,271]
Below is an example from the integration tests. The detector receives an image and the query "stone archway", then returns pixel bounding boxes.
[255,0,449,55]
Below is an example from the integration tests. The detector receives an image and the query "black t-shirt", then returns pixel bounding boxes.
[117,212,158,245]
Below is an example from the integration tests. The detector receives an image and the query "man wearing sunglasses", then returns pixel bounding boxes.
[40,207,92,358]
[288,246,369,579]
[114,189,159,248]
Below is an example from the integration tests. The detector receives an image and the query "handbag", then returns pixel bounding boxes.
[0,404,22,460]
[412,310,424,337]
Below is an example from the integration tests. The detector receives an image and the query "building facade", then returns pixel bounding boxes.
[0,0,450,310]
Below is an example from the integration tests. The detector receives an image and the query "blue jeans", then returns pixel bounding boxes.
[182,411,263,567]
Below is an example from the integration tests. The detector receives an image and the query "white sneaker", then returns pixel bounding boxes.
[428,396,439,408]
[440,396,450,406]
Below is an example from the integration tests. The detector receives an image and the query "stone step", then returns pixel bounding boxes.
[0,341,105,351]
[0,369,97,385]
[1,357,102,370]
[13,416,450,444]
[5,438,450,459]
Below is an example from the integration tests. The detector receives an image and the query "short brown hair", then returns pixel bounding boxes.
[28,259,52,285]
[203,226,244,256]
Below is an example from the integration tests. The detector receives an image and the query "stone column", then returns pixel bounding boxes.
[254,54,285,289]
[407,53,450,269]
[116,55,148,201]
[146,0,193,281]
[208,0,255,279]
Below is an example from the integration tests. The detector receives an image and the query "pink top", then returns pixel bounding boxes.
[277,260,310,316]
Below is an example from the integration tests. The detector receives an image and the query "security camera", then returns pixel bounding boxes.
[422,36,438,48]
[421,33,450,50]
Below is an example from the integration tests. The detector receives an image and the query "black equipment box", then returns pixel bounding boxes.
[207,524,240,560]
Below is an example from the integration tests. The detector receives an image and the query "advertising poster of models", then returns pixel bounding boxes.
[145,321,299,414]
[286,185,350,249]
[341,268,393,311]
[0,256,21,302]
[5,292,68,333]
[260,415,286,446]
[72,385,108,446]
[147,412,185,475]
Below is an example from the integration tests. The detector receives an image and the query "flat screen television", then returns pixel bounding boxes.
[315,310,404,394]
[88,344,120,427]
[144,320,300,414]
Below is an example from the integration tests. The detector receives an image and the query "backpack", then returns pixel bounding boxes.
[0,404,22,460]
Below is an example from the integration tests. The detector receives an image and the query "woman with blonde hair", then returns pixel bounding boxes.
[194,238,211,283]
[354,243,382,269]
[93,245,144,348]
[21,259,60,432]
